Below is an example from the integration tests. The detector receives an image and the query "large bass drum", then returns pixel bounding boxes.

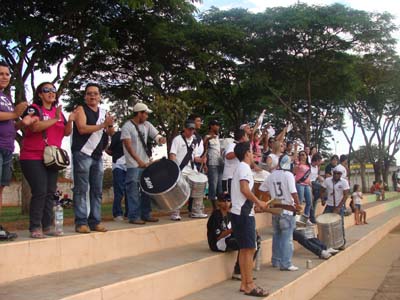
[140,158,190,211]
[316,213,345,249]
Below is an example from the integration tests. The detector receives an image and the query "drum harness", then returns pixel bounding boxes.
[130,120,152,159]
[179,134,197,171]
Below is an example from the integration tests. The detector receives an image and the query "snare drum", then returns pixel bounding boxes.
[316,213,345,249]
[187,172,208,198]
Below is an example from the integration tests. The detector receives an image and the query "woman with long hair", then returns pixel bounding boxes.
[293,150,313,225]
[20,82,74,238]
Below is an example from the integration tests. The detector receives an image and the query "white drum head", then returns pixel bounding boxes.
[188,172,208,184]
[253,170,270,183]
[316,213,341,224]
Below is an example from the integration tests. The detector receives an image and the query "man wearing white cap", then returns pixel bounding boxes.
[320,166,350,249]
[121,102,166,225]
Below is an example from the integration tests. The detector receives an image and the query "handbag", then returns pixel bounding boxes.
[38,106,70,170]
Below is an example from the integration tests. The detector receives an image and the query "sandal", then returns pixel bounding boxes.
[30,230,45,239]
[244,286,269,297]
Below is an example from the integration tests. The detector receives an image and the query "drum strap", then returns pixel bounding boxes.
[131,120,152,158]
[179,134,196,171]
[332,180,339,206]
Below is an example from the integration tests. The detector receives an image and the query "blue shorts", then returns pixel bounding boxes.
[231,214,256,249]
[0,149,12,187]
[355,204,361,210]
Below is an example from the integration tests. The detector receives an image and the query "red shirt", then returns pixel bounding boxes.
[20,104,66,160]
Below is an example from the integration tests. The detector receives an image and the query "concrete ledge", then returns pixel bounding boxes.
[51,199,400,300]
[264,214,400,300]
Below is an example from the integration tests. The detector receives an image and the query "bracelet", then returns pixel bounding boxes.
[108,125,113,128]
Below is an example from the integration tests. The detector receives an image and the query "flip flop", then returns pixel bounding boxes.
[244,286,269,297]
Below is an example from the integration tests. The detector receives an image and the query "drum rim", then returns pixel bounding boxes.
[140,161,187,195]
[316,213,341,224]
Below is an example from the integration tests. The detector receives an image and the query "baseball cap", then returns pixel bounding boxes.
[133,102,152,113]
[184,120,195,129]
[218,193,231,202]
[240,123,249,130]
[332,166,343,174]
[209,119,220,126]
[279,154,291,171]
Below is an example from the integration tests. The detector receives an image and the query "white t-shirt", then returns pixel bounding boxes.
[231,162,255,216]
[169,134,200,168]
[334,164,348,180]
[259,170,297,207]
[222,142,239,180]
[310,164,319,182]
[321,177,350,207]
[121,120,159,168]
[352,191,362,205]
[268,153,280,170]
[207,136,222,166]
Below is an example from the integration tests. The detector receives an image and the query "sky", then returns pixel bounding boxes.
[195,0,400,163]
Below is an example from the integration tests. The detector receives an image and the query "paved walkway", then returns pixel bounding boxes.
[311,226,400,300]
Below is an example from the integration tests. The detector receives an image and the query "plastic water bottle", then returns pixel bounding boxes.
[54,201,64,236]
[255,246,262,271]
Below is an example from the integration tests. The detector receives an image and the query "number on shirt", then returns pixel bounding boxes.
[273,182,283,197]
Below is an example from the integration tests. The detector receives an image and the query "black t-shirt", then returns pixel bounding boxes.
[207,209,232,252]
[109,131,124,163]
[325,163,335,177]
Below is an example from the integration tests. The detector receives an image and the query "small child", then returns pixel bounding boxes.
[352,184,367,225]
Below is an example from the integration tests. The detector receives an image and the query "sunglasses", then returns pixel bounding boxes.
[41,87,57,93]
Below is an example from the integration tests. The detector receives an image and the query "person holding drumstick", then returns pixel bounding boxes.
[169,119,207,220]
[122,102,166,225]
[320,166,350,250]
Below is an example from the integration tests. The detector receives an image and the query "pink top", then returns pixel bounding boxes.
[20,104,66,160]
[295,163,311,185]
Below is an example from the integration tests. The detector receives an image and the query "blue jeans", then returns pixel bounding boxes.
[323,205,346,247]
[296,184,312,217]
[126,167,151,221]
[309,181,322,223]
[293,230,326,257]
[207,165,223,201]
[272,214,296,269]
[72,151,104,228]
[0,149,13,187]
[112,168,127,217]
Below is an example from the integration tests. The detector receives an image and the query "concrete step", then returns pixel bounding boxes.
[0,211,271,284]
[1,196,398,300]
[181,202,400,300]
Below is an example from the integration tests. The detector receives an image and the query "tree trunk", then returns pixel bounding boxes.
[373,161,382,181]
[306,72,312,146]
[383,159,391,191]
[360,162,367,193]
[21,175,31,215]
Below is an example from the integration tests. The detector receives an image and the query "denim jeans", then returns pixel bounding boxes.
[20,160,58,231]
[112,168,127,217]
[272,214,296,269]
[126,167,151,221]
[323,205,346,247]
[72,151,104,228]
[0,148,13,187]
[309,181,322,223]
[207,165,223,201]
[293,230,326,257]
[296,183,312,217]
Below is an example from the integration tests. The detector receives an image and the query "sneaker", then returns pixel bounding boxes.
[92,223,107,232]
[321,250,332,259]
[281,265,299,271]
[327,248,340,255]
[232,273,241,280]
[191,212,208,218]
[129,219,146,225]
[143,217,159,222]
[0,226,17,241]
[170,215,182,221]
[306,220,314,226]
[75,225,91,234]
[113,216,124,222]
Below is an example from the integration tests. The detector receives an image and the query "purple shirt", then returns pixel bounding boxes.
[0,90,16,152]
